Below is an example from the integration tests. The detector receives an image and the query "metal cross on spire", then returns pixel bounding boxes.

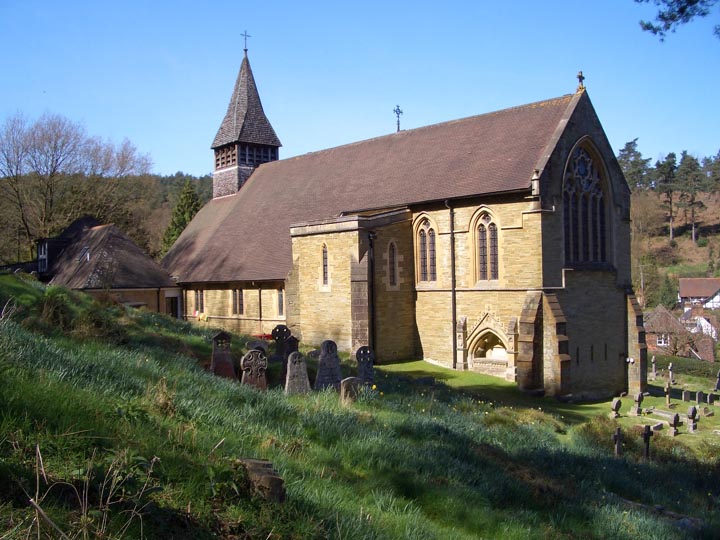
[393,105,403,132]
[576,70,585,92]
[241,30,252,52]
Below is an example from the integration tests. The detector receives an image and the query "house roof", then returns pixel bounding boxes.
[678,278,720,300]
[51,224,176,290]
[643,305,688,335]
[211,52,282,150]
[164,91,586,284]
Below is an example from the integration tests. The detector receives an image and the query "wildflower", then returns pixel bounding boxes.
[371,384,377,390]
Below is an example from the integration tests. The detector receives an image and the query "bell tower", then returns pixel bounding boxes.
[211,44,281,198]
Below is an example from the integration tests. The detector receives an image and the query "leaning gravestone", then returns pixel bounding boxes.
[314,340,342,391]
[687,406,699,433]
[240,349,268,390]
[340,377,363,405]
[630,392,644,416]
[609,398,622,419]
[211,331,236,380]
[285,352,311,395]
[356,346,375,385]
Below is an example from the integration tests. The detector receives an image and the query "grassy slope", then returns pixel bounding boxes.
[1,275,719,540]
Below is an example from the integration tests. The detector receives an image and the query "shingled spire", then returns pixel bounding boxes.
[211,50,281,198]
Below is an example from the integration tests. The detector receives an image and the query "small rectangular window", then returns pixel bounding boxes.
[195,290,204,313]
[278,289,284,317]
[232,289,244,315]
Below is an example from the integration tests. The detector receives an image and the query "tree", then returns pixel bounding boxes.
[160,180,201,256]
[654,153,679,241]
[676,150,712,243]
[617,138,652,190]
[0,113,151,260]
[635,0,720,40]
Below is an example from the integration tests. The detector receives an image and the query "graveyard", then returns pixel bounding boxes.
[1,274,719,539]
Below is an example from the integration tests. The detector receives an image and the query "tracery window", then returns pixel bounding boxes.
[477,214,499,280]
[322,244,329,286]
[417,219,436,282]
[563,146,607,265]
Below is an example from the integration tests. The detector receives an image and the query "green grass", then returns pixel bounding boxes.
[0,274,719,539]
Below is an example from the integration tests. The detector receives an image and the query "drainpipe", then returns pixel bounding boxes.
[445,200,457,369]
[368,231,377,352]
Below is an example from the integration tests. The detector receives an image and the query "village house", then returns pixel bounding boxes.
[679,277,720,309]
[162,51,646,399]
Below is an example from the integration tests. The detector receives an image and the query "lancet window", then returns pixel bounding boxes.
[417,219,436,282]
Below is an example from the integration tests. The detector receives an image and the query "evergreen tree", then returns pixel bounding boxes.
[658,274,678,310]
[676,151,711,243]
[160,180,201,256]
[654,153,678,241]
[617,138,652,190]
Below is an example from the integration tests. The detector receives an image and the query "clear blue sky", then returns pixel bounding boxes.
[1,0,718,177]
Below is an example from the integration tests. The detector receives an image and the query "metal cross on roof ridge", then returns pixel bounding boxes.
[576,70,585,92]
[241,30,252,52]
[394,104,403,132]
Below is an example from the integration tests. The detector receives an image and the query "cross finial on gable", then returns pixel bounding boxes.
[394,105,403,132]
[576,70,585,92]
[241,30,252,53]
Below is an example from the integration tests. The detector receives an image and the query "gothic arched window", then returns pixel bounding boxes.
[564,146,608,265]
[476,214,499,280]
[417,218,437,282]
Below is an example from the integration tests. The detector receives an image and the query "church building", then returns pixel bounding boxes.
[162,51,647,399]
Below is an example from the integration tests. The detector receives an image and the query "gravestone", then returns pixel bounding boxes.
[687,405,699,433]
[664,382,672,407]
[281,335,299,384]
[238,459,286,503]
[271,324,292,362]
[239,349,268,390]
[612,427,623,456]
[697,391,705,405]
[211,331,236,380]
[668,413,681,437]
[314,340,342,391]
[340,377,363,405]
[246,340,269,354]
[708,394,715,406]
[715,369,720,392]
[609,398,622,419]
[682,390,691,402]
[668,362,675,383]
[356,346,375,385]
[702,406,714,418]
[651,356,656,380]
[630,392,644,416]
[285,352,311,395]
[641,425,653,459]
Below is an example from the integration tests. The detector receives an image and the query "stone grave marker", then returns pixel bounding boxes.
[356,346,375,385]
[612,427,623,456]
[715,369,720,392]
[340,377,363,405]
[281,335,299,383]
[630,392,644,416]
[211,331,236,380]
[609,398,622,419]
[285,352,311,395]
[702,406,714,418]
[668,362,675,383]
[708,394,715,406]
[314,340,342,391]
[246,340,269,354]
[687,405,699,433]
[682,390,691,402]
[664,382,672,408]
[651,356,656,380]
[270,324,291,362]
[641,425,653,459]
[238,459,285,502]
[240,349,268,390]
[668,413,681,437]
[697,391,705,405]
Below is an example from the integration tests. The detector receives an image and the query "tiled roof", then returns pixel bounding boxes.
[51,225,176,290]
[164,91,584,284]
[643,305,687,335]
[211,53,281,149]
[678,278,720,300]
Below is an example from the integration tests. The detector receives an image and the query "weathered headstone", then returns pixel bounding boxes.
[715,369,720,392]
[702,406,714,418]
[630,392,644,416]
[668,362,674,383]
[697,391,705,405]
[651,356,657,380]
[211,331,236,380]
[687,405,699,433]
[271,324,291,361]
[246,340,269,354]
[240,349,268,390]
[612,427,623,456]
[238,459,286,503]
[641,425,653,459]
[668,413,681,437]
[609,397,622,419]
[340,376,363,405]
[356,346,375,385]
[682,390,691,402]
[280,335,299,383]
[285,352,311,395]
[314,340,342,391]
[664,382,672,407]
[708,393,715,406]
